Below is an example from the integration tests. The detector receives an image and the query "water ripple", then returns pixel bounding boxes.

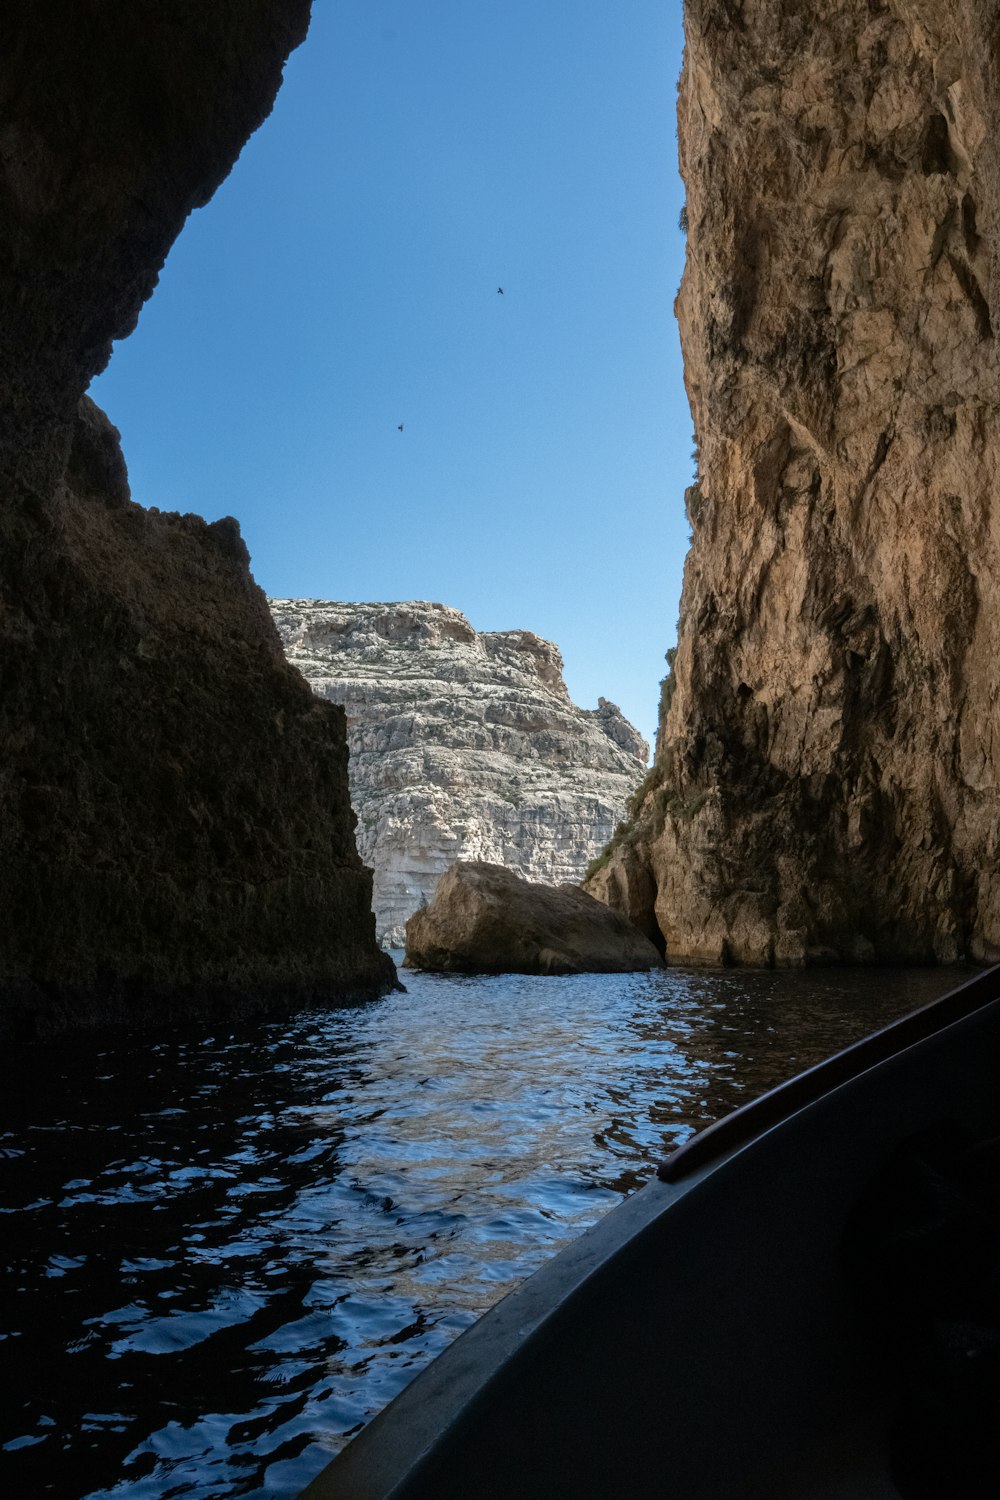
[0,962,962,1497]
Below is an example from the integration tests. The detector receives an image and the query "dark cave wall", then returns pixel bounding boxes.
[0,2,395,1037]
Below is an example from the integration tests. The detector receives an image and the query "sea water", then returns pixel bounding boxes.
[0,961,964,1498]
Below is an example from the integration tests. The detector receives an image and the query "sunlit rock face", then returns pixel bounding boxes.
[0,1,395,1038]
[589,0,1000,966]
[272,600,650,946]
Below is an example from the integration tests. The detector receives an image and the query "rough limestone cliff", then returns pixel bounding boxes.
[272,600,650,945]
[589,0,1000,967]
[1,2,394,1038]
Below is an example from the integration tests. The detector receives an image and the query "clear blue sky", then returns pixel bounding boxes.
[90,0,691,755]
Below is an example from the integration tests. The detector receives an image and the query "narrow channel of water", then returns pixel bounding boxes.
[0,961,965,1498]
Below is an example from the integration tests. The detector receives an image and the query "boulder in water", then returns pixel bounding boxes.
[404,862,664,976]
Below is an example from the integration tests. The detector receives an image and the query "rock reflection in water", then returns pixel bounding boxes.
[0,962,964,1498]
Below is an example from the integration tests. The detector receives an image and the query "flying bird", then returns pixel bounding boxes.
[397,423,404,432]
[497,286,504,295]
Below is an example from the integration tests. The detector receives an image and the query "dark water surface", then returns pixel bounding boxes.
[0,962,966,1498]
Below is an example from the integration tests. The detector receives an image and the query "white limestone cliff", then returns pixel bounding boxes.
[271,600,649,946]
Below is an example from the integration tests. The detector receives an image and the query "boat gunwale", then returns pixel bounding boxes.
[658,961,1000,1182]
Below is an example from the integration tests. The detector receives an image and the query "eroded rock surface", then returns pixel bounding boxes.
[0,2,395,1038]
[404,861,664,975]
[589,0,1000,967]
[272,600,650,945]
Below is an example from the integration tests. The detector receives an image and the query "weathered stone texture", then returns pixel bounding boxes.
[0,3,395,1037]
[590,0,1000,966]
[404,861,664,976]
[272,600,650,945]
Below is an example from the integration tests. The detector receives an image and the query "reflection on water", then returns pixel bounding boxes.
[0,961,965,1497]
